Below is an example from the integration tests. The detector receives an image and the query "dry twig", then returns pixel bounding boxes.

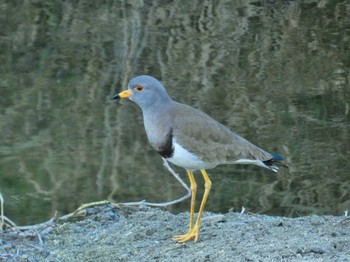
[0,192,17,230]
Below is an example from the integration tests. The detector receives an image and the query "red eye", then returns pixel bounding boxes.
[135,86,144,92]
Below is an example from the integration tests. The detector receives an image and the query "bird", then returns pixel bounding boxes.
[113,75,286,243]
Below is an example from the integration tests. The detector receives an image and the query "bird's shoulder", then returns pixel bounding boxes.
[171,102,242,144]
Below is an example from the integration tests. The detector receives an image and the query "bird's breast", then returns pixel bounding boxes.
[143,112,174,158]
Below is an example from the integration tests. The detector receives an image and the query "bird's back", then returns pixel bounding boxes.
[170,102,273,168]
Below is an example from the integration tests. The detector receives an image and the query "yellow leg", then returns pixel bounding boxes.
[173,171,196,241]
[173,169,212,243]
[187,171,196,231]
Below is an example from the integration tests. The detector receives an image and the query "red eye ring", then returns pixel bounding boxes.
[135,86,144,92]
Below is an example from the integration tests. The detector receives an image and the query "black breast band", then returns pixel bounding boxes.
[157,129,174,158]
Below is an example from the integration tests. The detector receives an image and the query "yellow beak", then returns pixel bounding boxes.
[113,89,132,100]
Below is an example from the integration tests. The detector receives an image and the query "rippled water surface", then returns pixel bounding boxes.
[0,1,349,225]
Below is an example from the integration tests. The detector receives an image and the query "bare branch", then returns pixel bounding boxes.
[118,158,190,207]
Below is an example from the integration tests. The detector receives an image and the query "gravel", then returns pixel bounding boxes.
[1,205,349,261]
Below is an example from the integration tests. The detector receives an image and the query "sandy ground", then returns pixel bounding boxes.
[1,204,349,262]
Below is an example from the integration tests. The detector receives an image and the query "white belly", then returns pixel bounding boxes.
[166,138,213,171]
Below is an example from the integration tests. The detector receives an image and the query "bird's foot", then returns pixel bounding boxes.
[173,225,200,243]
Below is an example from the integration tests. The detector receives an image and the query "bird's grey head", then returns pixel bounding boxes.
[119,75,172,109]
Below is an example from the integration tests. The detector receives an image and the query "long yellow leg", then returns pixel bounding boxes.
[187,171,196,231]
[173,170,196,241]
[174,169,212,243]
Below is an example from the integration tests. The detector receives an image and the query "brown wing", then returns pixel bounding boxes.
[171,102,272,166]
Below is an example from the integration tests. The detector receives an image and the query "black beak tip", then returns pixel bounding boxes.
[112,94,120,100]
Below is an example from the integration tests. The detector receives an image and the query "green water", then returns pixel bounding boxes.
[0,0,349,225]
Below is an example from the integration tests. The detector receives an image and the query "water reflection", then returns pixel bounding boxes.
[0,1,349,225]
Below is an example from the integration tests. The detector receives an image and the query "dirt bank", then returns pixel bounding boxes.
[1,205,349,261]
